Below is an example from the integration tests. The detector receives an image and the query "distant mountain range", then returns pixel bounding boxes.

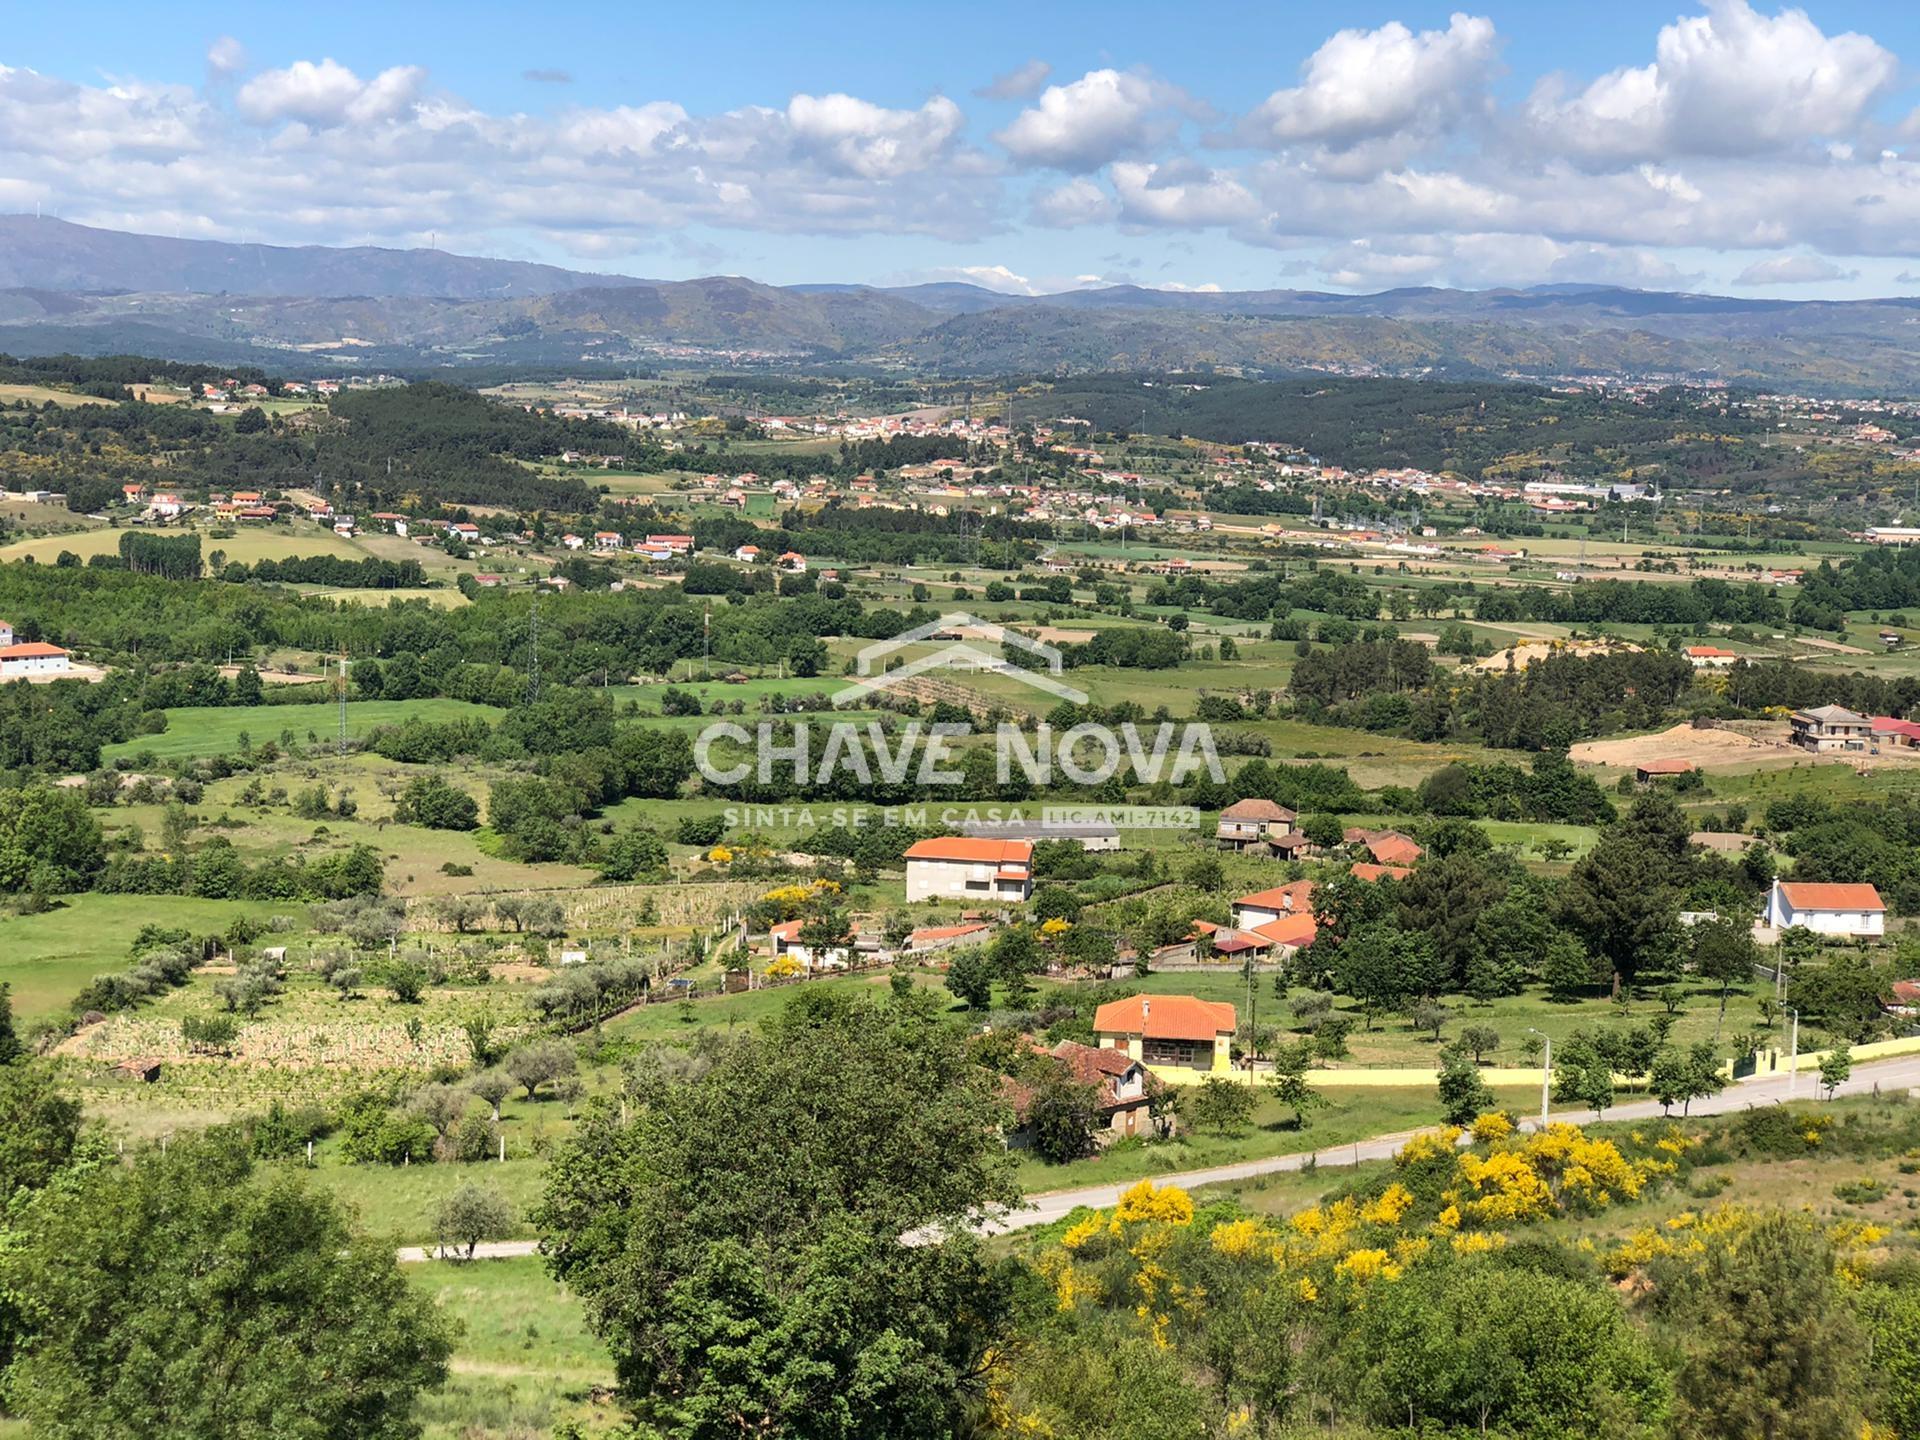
[6,215,1920,393]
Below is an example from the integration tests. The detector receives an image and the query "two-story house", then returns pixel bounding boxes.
[903,837,1033,903]
[1093,994,1237,1078]
[1790,704,1873,753]
[1214,797,1298,850]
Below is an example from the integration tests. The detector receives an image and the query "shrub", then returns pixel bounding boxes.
[338,1096,437,1166]
[250,1099,333,1160]
[453,1109,502,1164]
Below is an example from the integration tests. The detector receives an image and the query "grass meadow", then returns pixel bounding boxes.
[102,698,502,763]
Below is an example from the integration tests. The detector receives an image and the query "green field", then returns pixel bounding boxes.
[0,525,373,566]
[102,698,502,763]
[408,1256,618,1440]
[308,1158,550,1244]
[0,894,296,1019]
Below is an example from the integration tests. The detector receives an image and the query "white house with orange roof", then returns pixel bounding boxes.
[1763,880,1884,939]
[1686,645,1738,669]
[0,641,70,677]
[1231,880,1315,931]
[768,918,852,972]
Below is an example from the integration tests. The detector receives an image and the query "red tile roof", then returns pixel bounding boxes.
[0,642,67,659]
[1093,994,1236,1043]
[1220,797,1295,822]
[1252,912,1319,949]
[906,922,991,946]
[1234,879,1315,913]
[1050,1039,1140,1084]
[1778,882,1884,912]
[1195,925,1275,955]
[904,837,1034,864]
[1350,862,1413,882]
[1367,834,1424,866]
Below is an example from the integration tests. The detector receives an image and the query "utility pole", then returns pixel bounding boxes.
[1244,960,1259,1075]
[336,649,349,754]
[703,601,711,680]
[529,589,541,702]
[1528,1027,1550,1128]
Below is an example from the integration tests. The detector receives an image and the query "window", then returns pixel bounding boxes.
[1142,1038,1203,1067]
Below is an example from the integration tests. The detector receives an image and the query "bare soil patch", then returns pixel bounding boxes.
[1571,721,1797,771]
[1474,638,1640,671]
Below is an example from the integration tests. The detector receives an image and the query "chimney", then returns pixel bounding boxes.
[1141,997,1150,1024]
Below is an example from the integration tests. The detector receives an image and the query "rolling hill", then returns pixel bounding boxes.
[7,216,1920,392]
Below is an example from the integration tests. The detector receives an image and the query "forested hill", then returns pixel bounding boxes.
[1036,374,1768,475]
[11,219,1920,391]
[0,216,644,300]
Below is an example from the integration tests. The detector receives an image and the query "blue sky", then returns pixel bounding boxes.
[7,1,1920,297]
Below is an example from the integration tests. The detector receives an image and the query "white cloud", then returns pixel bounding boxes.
[1637,164,1702,204]
[1241,13,1498,152]
[1111,161,1259,228]
[11,13,1920,297]
[1317,234,1702,291]
[0,60,997,251]
[1527,0,1898,165]
[995,69,1179,171]
[975,60,1050,102]
[918,264,1040,294]
[1735,253,1857,285]
[205,37,247,81]
[1030,177,1117,228]
[235,58,425,128]
[557,101,688,158]
[786,93,964,180]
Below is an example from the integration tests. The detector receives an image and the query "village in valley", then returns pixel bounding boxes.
[14,340,1920,1435]
[20,0,1920,1417]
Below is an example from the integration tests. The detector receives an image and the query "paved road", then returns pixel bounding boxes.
[981,1053,1920,1235]
[397,1054,1920,1261]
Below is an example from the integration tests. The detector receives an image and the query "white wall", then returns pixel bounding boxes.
[1764,892,1885,937]
[0,654,67,676]
[905,859,1029,903]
